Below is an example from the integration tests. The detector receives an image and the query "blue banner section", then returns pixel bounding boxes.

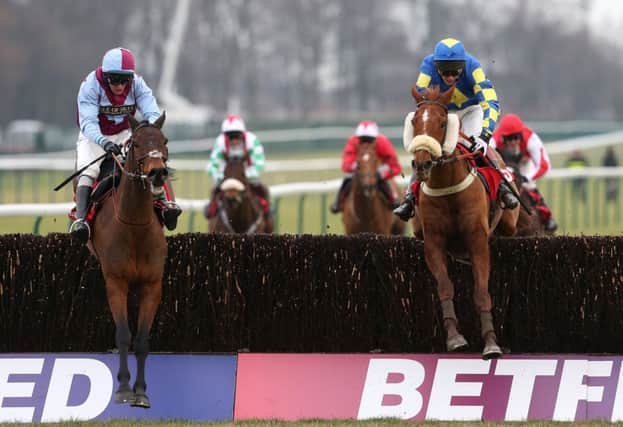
[0,354,236,423]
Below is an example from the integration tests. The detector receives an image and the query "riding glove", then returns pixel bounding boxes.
[103,140,122,156]
[469,135,489,156]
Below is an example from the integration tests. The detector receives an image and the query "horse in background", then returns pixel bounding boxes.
[89,113,168,408]
[406,85,519,359]
[342,139,405,235]
[208,153,268,234]
[499,149,554,236]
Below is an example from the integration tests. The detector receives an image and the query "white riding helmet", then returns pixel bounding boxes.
[355,120,379,138]
[221,115,246,133]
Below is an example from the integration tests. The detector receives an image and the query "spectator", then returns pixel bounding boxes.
[602,146,619,202]
[565,149,589,202]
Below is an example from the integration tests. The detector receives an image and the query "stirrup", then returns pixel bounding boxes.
[393,202,415,222]
[501,192,519,209]
[162,202,182,231]
[69,219,90,243]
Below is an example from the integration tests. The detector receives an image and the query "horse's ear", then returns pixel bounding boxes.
[129,114,140,131]
[154,111,166,129]
[411,86,424,103]
[440,85,455,105]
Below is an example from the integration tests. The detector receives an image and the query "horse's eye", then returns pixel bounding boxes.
[440,122,447,129]
[411,159,416,168]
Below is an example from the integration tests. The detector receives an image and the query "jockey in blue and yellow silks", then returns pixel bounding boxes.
[393,37,519,221]
[415,39,499,138]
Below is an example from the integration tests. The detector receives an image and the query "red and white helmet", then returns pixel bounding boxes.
[102,47,135,75]
[221,115,246,133]
[355,120,379,138]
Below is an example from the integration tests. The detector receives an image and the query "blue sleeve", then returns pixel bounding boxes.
[415,56,435,91]
[77,76,107,146]
[133,75,161,123]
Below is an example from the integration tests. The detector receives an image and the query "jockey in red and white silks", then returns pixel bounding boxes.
[491,113,551,188]
[491,113,557,231]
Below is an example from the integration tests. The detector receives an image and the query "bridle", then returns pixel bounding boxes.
[411,100,477,172]
[110,122,168,226]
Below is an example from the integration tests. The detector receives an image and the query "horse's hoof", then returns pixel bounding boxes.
[115,390,134,404]
[447,334,469,352]
[131,393,151,408]
[482,344,503,360]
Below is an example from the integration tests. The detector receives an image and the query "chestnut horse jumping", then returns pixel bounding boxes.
[208,153,267,234]
[88,113,168,407]
[406,86,519,359]
[342,140,404,235]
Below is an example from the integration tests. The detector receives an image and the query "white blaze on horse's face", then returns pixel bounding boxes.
[362,153,370,161]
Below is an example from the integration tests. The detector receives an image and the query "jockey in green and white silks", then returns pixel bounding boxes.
[206,115,265,184]
[70,47,182,243]
[205,115,272,229]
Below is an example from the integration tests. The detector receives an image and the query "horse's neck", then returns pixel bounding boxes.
[116,174,153,221]
[351,175,382,219]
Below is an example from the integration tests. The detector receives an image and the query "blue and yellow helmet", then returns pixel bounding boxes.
[433,38,466,72]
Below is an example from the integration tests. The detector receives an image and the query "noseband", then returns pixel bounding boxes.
[117,123,168,182]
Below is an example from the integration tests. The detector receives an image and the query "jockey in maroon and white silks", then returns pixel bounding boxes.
[70,47,181,243]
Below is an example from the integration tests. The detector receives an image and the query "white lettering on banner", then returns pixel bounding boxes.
[357,359,425,420]
[0,358,44,422]
[494,359,557,421]
[611,362,623,422]
[553,360,612,421]
[41,359,113,422]
[426,359,491,421]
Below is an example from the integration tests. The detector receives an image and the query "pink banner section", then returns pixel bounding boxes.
[235,354,623,422]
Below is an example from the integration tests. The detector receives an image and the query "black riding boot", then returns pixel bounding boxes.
[393,191,416,221]
[498,181,519,209]
[70,185,92,243]
[156,192,182,231]
[330,177,352,213]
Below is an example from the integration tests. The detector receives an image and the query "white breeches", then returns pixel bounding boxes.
[76,129,131,180]
[453,105,483,140]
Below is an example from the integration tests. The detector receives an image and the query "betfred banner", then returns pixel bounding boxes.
[0,354,236,423]
[235,354,623,422]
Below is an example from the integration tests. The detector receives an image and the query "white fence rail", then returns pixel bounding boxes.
[0,128,622,172]
[0,169,622,217]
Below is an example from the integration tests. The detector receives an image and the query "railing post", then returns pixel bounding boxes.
[320,194,327,234]
[297,195,306,234]
[273,197,281,234]
[33,216,43,235]
[188,210,195,232]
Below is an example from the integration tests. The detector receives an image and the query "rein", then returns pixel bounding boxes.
[109,124,167,227]
[216,196,263,234]
[413,101,480,167]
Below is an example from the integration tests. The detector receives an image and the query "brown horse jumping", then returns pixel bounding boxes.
[88,113,168,407]
[208,153,268,234]
[342,140,404,235]
[407,86,519,359]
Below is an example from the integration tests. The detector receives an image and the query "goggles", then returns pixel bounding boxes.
[105,74,132,85]
[502,132,522,142]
